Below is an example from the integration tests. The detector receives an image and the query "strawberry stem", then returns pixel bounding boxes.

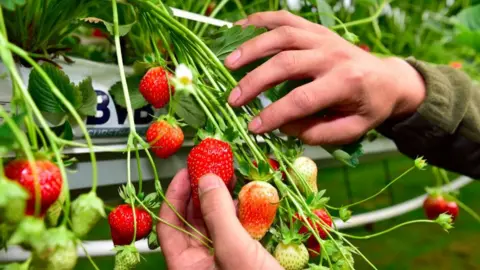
[339,166,416,209]
[339,219,436,240]
[451,197,480,223]
[79,241,101,270]
[134,145,143,195]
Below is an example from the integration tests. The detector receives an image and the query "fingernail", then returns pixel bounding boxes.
[198,174,221,196]
[249,117,262,132]
[226,49,241,66]
[228,87,241,105]
[235,19,248,26]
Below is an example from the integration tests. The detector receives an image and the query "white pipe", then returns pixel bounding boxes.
[334,176,473,229]
[0,176,473,262]
[170,8,233,28]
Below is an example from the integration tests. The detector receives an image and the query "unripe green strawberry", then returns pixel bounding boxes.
[274,242,309,270]
[288,156,318,194]
[46,188,66,227]
[30,226,78,270]
[114,245,141,270]
[30,238,78,270]
[0,179,29,224]
[3,261,29,270]
[8,216,46,251]
[70,191,106,238]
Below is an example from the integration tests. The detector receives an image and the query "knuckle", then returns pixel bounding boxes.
[340,63,365,86]
[332,49,352,62]
[274,51,298,74]
[278,10,292,17]
[277,25,295,40]
[291,87,314,111]
[238,72,256,92]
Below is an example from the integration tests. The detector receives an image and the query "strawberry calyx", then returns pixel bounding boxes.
[118,184,160,210]
[271,222,309,246]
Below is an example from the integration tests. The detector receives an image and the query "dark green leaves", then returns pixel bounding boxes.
[171,91,206,129]
[0,0,25,11]
[0,113,24,152]
[208,25,267,61]
[109,75,148,110]
[28,63,97,120]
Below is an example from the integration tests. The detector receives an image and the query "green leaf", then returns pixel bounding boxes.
[76,77,97,116]
[315,0,335,27]
[82,3,137,37]
[339,207,352,222]
[208,25,267,61]
[109,75,148,110]
[323,140,364,168]
[62,121,73,141]
[0,0,25,11]
[28,63,77,114]
[456,5,480,31]
[171,91,206,129]
[0,113,24,152]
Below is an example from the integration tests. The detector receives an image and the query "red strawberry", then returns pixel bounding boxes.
[358,44,370,52]
[108,204,153,246]
[423,195,459,221]
[187,138,234,209]
[206,2,216,16]
[146,119,184,159]
[449,61,462,69]
[238,181,279,240]
[139,67,174,109]
[92,28,108,38]
[295,209,332,257]
[5,159,63,216]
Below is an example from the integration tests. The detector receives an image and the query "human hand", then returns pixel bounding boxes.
[157,169,282,270]
[225,11,426,145]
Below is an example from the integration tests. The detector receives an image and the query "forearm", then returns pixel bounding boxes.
[377,58,480,179]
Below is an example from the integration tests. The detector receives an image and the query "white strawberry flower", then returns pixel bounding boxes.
[175,63,193,87]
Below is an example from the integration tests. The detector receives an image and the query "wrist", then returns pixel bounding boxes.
[383,57,426,119]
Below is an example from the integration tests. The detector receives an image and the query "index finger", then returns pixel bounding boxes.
[157,169,190,258]
[238,10,329,35]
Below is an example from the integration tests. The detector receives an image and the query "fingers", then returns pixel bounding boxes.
[197,174,252,252]
[238,10,329,35]
[228,50,322,106]
[157,169,191,258]
[248,71,352,134]
[225,27,321,70]
[281,115,369,145]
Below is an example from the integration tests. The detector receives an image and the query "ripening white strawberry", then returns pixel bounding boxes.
[274,242,309,270]
[288,156,318,194]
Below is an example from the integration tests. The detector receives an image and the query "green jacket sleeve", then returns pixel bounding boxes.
[376,57,480,179]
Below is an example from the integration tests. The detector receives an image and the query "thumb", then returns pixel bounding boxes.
[198,174,250,245]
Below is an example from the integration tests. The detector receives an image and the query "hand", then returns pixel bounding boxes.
[225,11,426,145]
[157,169,282,270]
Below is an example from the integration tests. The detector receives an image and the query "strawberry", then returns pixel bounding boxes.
[358,44,370,52]
[449,61,462,69]
[238,181,279,240]
[92,28,108,38]
[423,195,459,221]
[30,226,78,270]
[108,204,153,246]
[0,178,28,224]
[206,2,216,16]
[187,138,234,209]
[5,159,63,216]
[70,192,106,238]
[288,156,318,194]
[274,242,309,270]
[295,209,332,257]
[114,245,141,270]
[139,67,174,109]
[146,118,184,159]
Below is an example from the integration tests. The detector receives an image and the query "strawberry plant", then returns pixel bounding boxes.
[0,0,479,269]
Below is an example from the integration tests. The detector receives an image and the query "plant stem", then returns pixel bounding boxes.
[0,107,41,216]
[341,166,415,209]
[135,145,143,194]
[452,198,480,223]
[340,220,435,239]
[331,0,388,30]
